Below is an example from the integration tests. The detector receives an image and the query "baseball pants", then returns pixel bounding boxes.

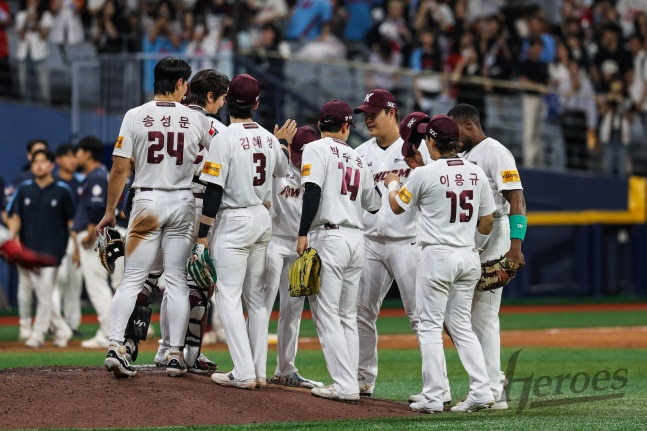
[109,189,195,348]
[56,238,83,331]
[18,266,71,342]
[357,236,419,387]
[211,204,272,382]
[309,226,364,397]
[417,245,493,411]
[77,230,114,339]
[472,217,511,401]
[264,234,305,377]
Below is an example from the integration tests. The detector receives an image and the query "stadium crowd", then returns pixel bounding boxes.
[0,0,646,173]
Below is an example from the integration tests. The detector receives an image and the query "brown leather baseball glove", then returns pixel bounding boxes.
[476,256,525,292]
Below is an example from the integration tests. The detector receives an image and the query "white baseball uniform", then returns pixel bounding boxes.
[156,109,226,357]
[461,137,523,401]
[301,137,381,396]
[354,137,420,388]
[264,163,306,377]
[200,121,287,382]
[395,156,496,411]
[109,100,213,349]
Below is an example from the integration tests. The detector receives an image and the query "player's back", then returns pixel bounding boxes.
[116,101,211,190]
[302,137,380,229]
[212,122,286,208]
[412,157,491,248]
[270,163,302,237]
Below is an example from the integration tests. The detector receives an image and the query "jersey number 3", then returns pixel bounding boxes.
[147,131,184,165]
[338,162,360,201]
[446,190,473,223]
[253,153,267,186]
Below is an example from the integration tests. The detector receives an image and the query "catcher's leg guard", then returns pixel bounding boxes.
[183,284,214,367]
[124,276,158,362]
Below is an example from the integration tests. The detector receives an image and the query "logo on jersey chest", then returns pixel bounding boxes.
[373,168,412,184]
[279,185,301,198]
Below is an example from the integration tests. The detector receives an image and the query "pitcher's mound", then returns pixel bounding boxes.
[1,366,416,430]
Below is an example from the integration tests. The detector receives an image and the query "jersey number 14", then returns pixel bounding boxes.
[338,162,360,201]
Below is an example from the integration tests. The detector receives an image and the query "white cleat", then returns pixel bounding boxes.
[211,372,256,389]
[312,385,360,403]
[357,377,374,397]
[450,396,494,412]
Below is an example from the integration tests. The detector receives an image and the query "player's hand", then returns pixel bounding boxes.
[404,144,425,169]
[504,246,524,265]
[383,173,400,189]
[81,232,96,249]
[296,236,308,256]
[197,237,209,247]
[94,213,116,236]
[72,247,80,267]
[274,119,298,145]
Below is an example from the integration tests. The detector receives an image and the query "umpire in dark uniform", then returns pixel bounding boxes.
[6,149,75,348]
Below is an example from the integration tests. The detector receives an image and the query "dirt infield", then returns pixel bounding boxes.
[0,367,415,430]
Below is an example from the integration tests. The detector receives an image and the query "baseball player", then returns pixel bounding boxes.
[384,114,496,413]
[96,57,215,378]
[264,126,324,389]
[151,68,229,374]
[197,74,289,389]
[72,137,114,349]
[6,149,75,348]
[352,90,424,398]
[448,103,527,410]
[297,99,382,402]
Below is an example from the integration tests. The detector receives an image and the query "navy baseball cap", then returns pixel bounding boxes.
[319,100,356,127]
[353,89,398,114]
[227,74,259,106]
[400,112,430,157]
[417,114,459,144]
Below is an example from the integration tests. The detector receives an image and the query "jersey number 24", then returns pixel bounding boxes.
[147,131,184,165]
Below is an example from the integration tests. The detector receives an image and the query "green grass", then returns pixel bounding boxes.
[2,348,646,430]
[1,308,644,343]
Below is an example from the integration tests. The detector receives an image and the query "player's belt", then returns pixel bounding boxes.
[193,192,205,199]
[324,224,339,230]
[139,187,191,192]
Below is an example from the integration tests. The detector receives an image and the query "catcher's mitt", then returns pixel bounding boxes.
[96,227,125,274]
[477,256,525,292]
[187,243,217,291]
[289,247,322,297]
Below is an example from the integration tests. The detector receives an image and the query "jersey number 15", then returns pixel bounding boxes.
[446,190,473,223]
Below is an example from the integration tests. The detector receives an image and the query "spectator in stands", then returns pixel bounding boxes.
[628,33,647,133]
[520,13,556,64]
[591,24,632,92]
[519,37,549,168]
[142,0,183,99]
[0,1,11,98]
[49,0,85,47]
[479,13,514,95]
[617,0,647,36]
[91,0,129,53]
[410,28,444,112]
[413,0,455,35]
[7,149,74,348]
[285,0,332,44]
[566,32,591,71]
[250,0,289,28]
[53,144,83,336]
[295,21,346,59]
[253,22,289,128]
[549,41,572,89]
[558,61,598,171]
[374,0,411,55]
[184,14,218,71]
[452,31,487,125]
[634,11,647,40]
[365,38,402,97]
[599,79,632,177]
[342,0,378,59]
[15,0,54,103]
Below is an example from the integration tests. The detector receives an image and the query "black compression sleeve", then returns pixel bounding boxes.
[279,138,289,159]
[298,183,321,236]
[199,183,223,238]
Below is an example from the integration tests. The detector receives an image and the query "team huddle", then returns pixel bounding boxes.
[90,56,527,414]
